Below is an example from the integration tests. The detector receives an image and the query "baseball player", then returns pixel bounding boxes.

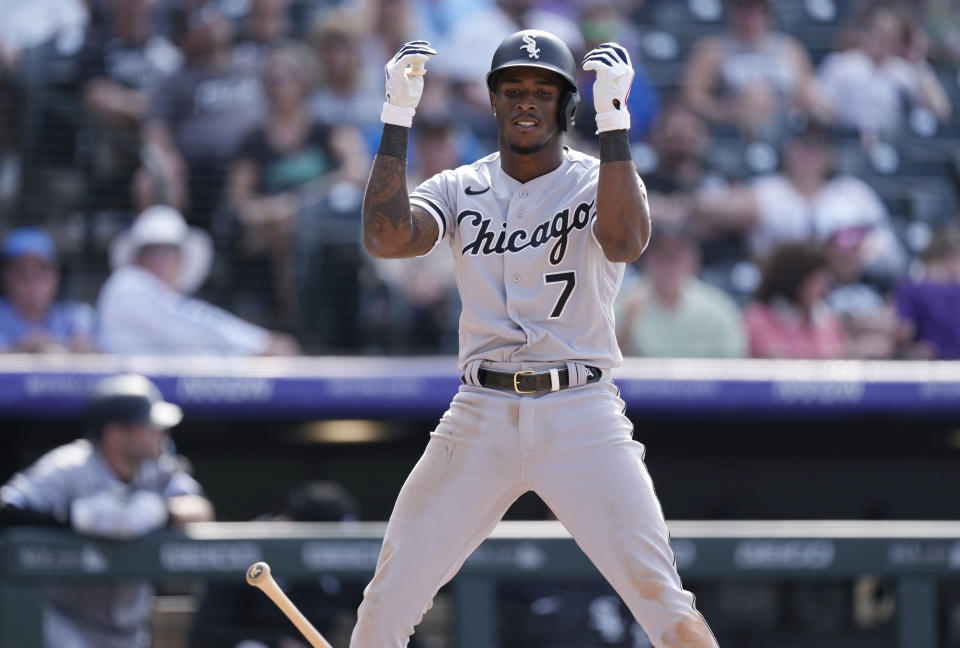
[354,30,719,647]
[0,374,214,648]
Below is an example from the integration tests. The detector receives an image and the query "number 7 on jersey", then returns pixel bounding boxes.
[544,271,576,318]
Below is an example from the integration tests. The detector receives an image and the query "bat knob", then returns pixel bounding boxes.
[246,561,270,585]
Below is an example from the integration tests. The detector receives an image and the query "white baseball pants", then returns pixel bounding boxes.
[349,365,717,648]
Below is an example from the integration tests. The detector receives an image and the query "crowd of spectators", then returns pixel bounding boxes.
[0,0,957,358]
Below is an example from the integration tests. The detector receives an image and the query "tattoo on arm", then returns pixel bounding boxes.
[365,154,407,230]
[362,155,438,257]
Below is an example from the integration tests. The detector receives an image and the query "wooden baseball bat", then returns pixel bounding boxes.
[246,561,334,648]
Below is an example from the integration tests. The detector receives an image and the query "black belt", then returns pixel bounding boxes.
[474,365,601,394]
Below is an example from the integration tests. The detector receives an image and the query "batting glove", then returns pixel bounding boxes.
[381,40,437,128]
[582,42,635,133]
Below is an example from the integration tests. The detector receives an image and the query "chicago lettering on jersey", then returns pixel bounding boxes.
[458,200,594,265]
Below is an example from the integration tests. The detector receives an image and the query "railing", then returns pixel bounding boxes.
[2,520,959,647]
[0,355,958,420]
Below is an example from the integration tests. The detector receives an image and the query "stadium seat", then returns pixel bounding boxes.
[644,60,686,95]
[834,140,872,176]
[648,0,724,29]
[706,136,781,180]
[907,177,958,225]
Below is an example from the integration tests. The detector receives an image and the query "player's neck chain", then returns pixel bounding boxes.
[457,200,594,265]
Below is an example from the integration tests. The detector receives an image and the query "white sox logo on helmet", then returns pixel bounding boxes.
[520,34,540,59]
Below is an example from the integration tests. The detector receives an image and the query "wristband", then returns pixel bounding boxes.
[599,130,632,163]
[595,108,631,133]
[377,123,409,161]
[381,102,416,128]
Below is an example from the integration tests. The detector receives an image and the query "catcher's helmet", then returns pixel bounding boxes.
[486,29,580,132]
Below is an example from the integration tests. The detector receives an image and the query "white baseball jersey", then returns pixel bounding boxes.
[410,147,625,371]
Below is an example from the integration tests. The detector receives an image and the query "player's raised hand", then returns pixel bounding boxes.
[582,42,635,133]
[381,40,437,128]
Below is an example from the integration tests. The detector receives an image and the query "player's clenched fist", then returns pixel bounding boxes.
[381,40,437,128]
[582,42,635,133]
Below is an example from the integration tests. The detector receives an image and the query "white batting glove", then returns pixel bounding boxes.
[381,40,437,128]
[582,42,635,133]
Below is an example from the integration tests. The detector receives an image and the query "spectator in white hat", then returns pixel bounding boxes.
[96,204,299,355]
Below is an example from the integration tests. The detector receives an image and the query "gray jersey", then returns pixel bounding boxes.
[411,148,625,371]
[0,439,203,648]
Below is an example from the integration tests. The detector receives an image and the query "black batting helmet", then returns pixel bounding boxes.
[486,29,580,132]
